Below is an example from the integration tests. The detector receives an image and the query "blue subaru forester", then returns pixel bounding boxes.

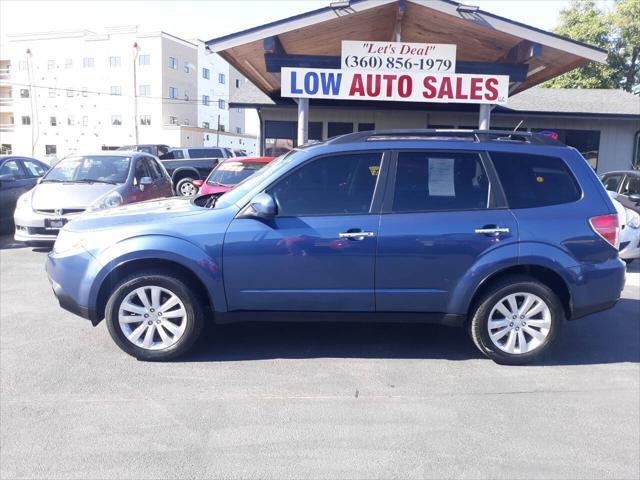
[46,130,625,364]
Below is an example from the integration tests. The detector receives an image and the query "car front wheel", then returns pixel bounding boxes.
[176,177,197,196]
[105,271,204,361]
[469,276,562,365]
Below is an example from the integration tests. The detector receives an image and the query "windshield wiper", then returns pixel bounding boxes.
[70,179,118,185]
[41,179,64,183]
[210,181,231,187]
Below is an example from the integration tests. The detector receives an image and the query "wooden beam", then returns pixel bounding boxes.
[498,40,543,64]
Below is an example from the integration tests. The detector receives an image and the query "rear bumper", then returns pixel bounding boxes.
[568,257,626,320]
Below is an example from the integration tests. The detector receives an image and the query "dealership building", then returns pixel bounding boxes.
[206,0,640,173]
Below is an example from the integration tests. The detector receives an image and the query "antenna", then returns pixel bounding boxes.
[513,120,524,132]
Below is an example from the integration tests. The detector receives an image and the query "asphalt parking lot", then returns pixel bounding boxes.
[1,234,638,480]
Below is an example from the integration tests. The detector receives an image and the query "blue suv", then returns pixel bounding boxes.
[46,130,625,364]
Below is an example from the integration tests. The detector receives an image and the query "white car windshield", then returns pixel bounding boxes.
[42,155,131,184]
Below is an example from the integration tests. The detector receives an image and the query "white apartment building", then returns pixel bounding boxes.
[0,27,253,162]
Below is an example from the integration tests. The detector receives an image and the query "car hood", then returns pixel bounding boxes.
[65,196,206,232]
[200,184,231,195]
[31,183,117,209]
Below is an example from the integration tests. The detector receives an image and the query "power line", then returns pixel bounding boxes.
[3,81,231,107]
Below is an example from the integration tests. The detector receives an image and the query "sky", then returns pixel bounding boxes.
[0,0,618,44]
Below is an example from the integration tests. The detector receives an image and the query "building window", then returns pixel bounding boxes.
[82,116,88,127]
[48,88,56,98]
[138,85,150,97]
[66,89,74,97]
[83,57,94,68]
[140,115,151,126]
[202,95,210,106]
[45,145,57,155]
[218,73,226,84]
[202,122,210,129]
[21,116,31,125]
[49,116,57,126]
[111,115,122,126]
[169,86,178,99]
[202,68,210,79]
[82,87,88,97]
[183,119,190,126]
[65,58,72,69]
[184,62,190,73]
[20,89,29,98]
[218,99,226,109]
[168,57,177,69]
[219,124,226,132]
[18,61,28,71]
[110,85,122,96]
[109,56,121,68]
[235,79,240,88]
[0,144,12,155]
[169,116,177,125]
[47,59,55,70]
[67,116,74,126]
[139,54,150,66]
[235,127,242,134]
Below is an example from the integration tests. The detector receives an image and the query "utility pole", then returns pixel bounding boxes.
[132,42,139,145]
[216,113,220,146]
[26,49,36,156]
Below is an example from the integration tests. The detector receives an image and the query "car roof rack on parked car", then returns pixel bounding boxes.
[326,129,565,146]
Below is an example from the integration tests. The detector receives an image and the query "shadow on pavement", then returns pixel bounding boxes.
[180,296,639,366]
[0,234,51,252]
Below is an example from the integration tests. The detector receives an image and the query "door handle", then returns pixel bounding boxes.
[475,227,510,236]
[339,231,375,239]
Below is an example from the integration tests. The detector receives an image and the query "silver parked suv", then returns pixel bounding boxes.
[14,152,173,244]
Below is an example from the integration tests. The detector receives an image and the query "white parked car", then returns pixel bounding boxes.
[609,191,640,264]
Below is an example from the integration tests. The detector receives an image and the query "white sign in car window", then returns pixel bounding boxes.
[342,40,456,73]
[428,158,455,197]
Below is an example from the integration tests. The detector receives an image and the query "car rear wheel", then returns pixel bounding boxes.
[469,276,562,365]
[105,271,204,361]
[176,177,197,197]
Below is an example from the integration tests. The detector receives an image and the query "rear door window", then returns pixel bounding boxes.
[188,148,222,158]
[490,152,581,209]
[391,151,490,212]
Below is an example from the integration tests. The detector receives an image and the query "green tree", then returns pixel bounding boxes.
[543,0,639,91]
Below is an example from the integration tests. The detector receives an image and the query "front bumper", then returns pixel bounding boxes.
[619,226,640,261]
[14,208,84,243]
[46,251,100,325]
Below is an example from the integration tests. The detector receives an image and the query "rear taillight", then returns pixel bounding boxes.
[589,214,619,248]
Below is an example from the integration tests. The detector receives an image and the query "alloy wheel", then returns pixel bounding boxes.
[487,292,552,355]
[179,182,196,196]
[118,286,188,350]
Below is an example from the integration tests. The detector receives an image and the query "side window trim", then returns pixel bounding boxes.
[264,150,388,217]
[380,149,501,214]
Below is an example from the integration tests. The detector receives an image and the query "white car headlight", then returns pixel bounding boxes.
[626,208,640,229]
[53,229,88,255]
[16,190,33,210]
[88,190,123,211]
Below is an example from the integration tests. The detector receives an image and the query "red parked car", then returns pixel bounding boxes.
[193,156,275,195]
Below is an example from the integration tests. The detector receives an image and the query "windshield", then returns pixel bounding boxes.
[214,151,298,208]
[207,161,269,187]
[42,155,131,184]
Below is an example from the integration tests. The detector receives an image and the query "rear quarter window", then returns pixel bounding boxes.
[490,152,581,209]
[188,148,222,158]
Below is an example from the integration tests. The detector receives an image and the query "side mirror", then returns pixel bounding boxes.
[629,193,640,205]
[0,174,16,183]
[238,192,277,220]
[192,179,204,188]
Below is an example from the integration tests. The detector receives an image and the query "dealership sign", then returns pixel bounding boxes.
[341,40,457,73]
[281,68,509,105]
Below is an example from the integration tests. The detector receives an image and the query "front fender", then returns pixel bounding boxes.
[87,234,226,315]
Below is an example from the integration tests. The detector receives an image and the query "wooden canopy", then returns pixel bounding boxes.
[206,0,607,98]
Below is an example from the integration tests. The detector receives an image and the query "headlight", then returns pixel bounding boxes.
[626,208,640,229]
[16,190,32,210]
[87,190,123,211]
[53,229,87,255]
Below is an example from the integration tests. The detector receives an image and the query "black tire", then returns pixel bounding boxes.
[175,177,196,197]
[469,276,563,365]
[105,271,205,361]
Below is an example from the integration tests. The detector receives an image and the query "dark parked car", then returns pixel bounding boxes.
[600,170,640,214]
[46,130,625,364]
[159,147,234,196]
[0,155,49,231]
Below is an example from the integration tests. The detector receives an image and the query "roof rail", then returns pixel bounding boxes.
[327,129,565,146]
